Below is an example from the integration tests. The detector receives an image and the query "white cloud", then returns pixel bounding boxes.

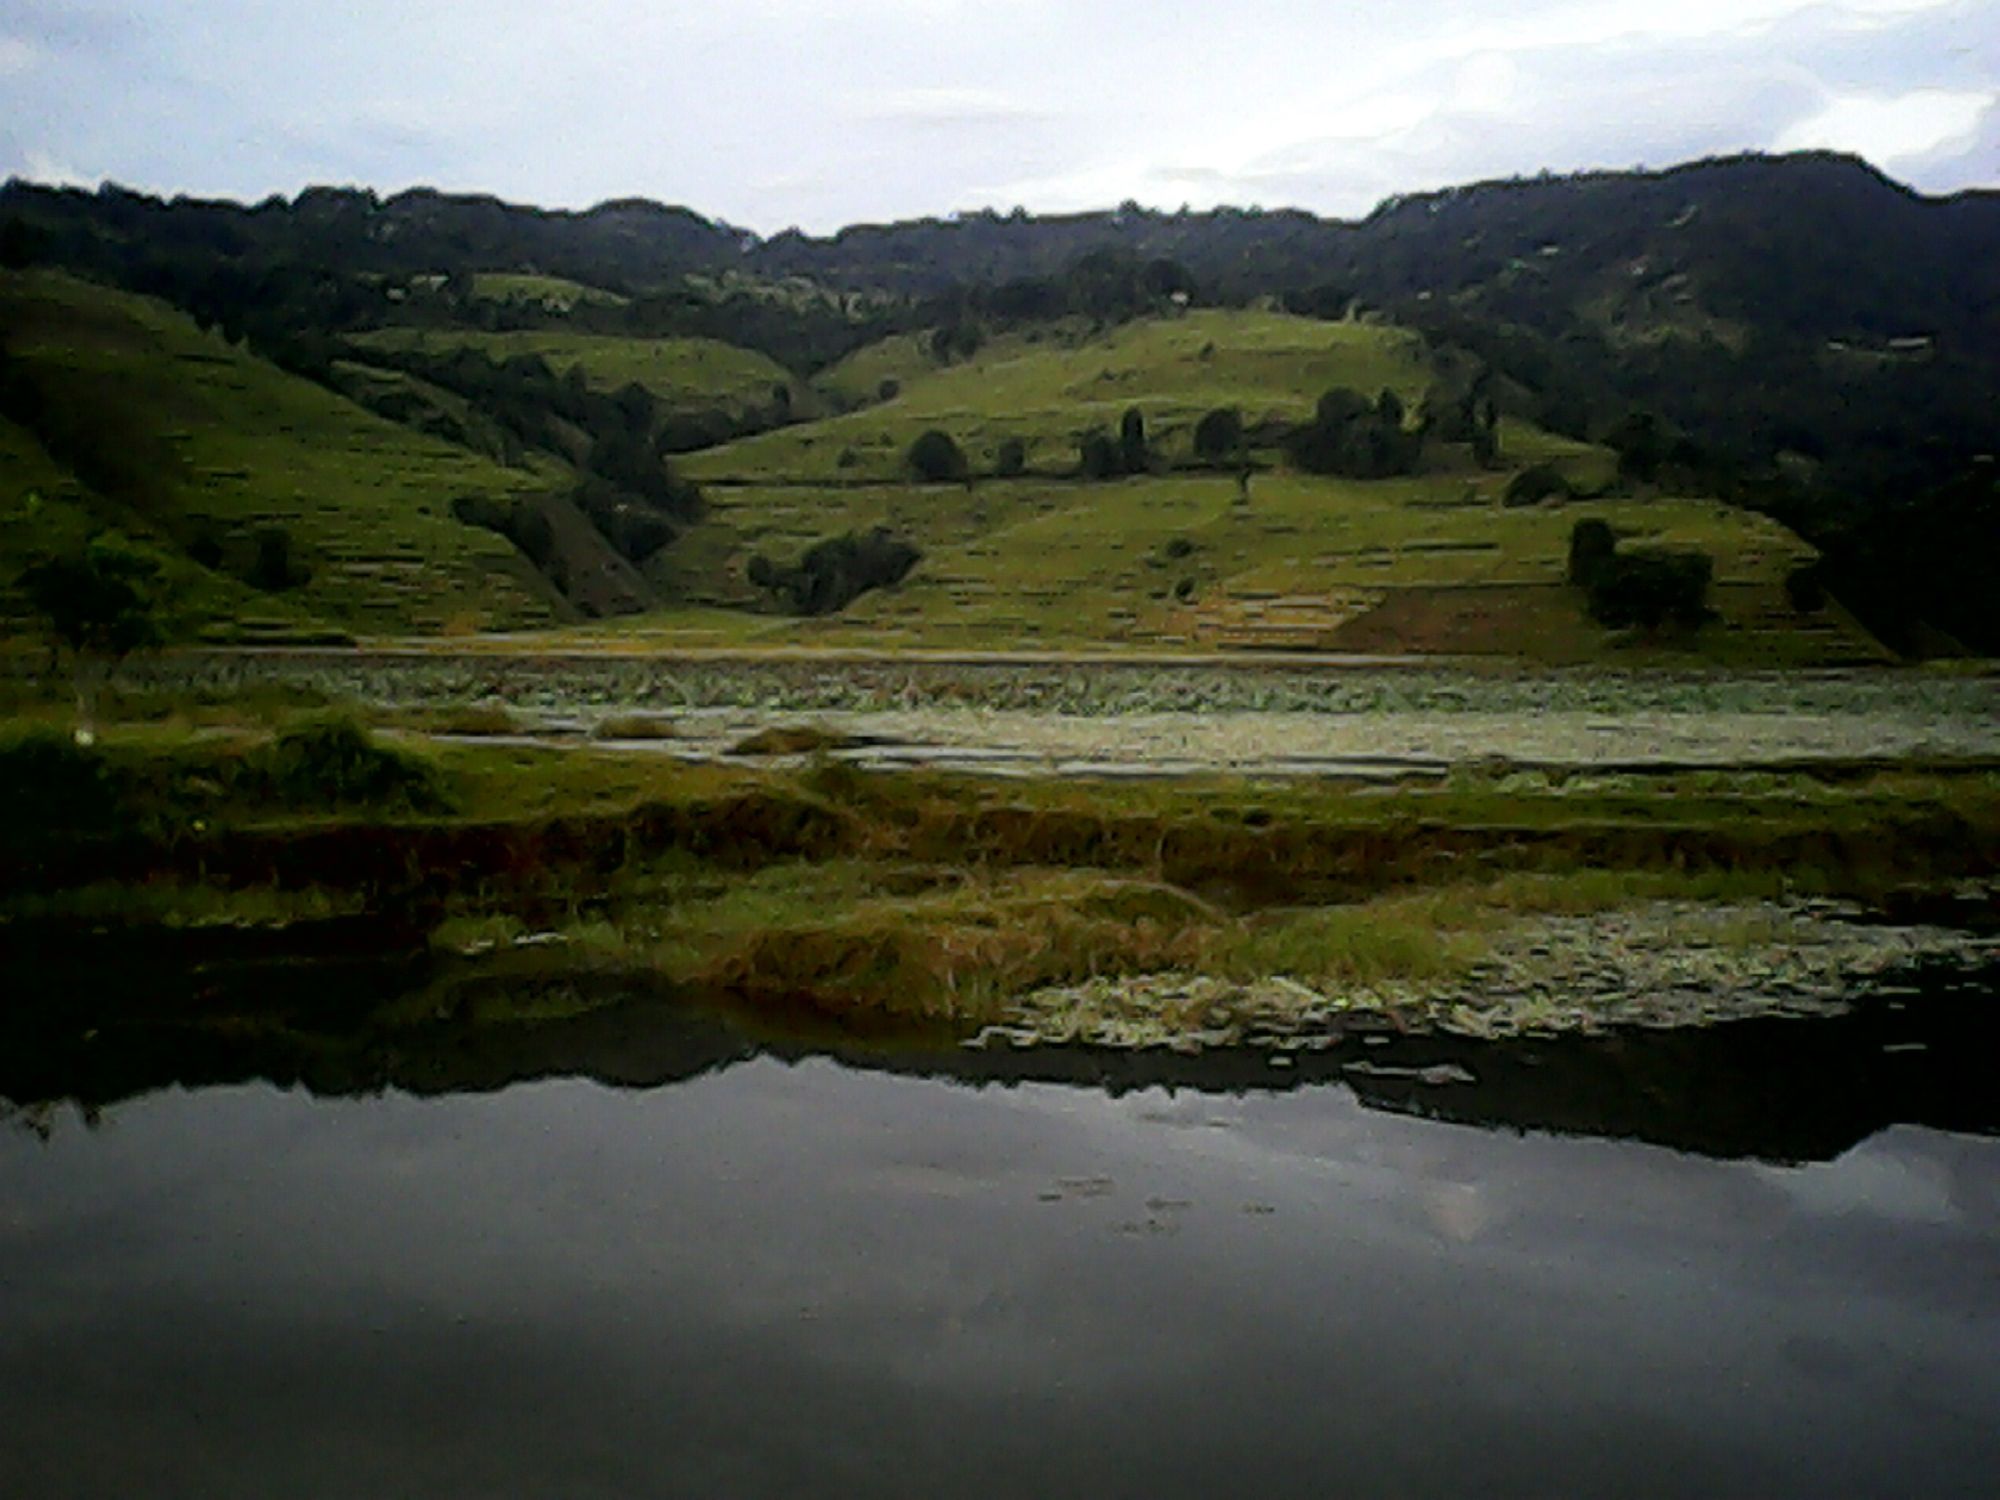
[20,149,92,187]
[0,34,39,75]
[1777,85,1995,159]
[848,86,1050,125]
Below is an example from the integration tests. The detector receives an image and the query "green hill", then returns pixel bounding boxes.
[0,270,568,636]
[699,311,1436,485]
[347,328,813,421]
[469,272,630,311]
[652,310,1884,664]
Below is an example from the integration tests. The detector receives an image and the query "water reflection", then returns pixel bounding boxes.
[4,952,1997,1163]
[4,1051,1998,1496]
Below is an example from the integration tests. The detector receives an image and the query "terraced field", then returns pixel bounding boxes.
[0,270,565,635]
[655,310,1881,663]
[468,272,630,310]
[348,327,811,418]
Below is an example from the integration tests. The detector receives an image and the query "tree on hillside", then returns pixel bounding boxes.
[18,535,169,746]
[1584,547,1713,630]
[908,429,969,483]
[1567,518,1617,584]
[1119,407,1149,474]
[1193,407,1244,466]
[1078,429,1122,480]
[1286,385,1422,479]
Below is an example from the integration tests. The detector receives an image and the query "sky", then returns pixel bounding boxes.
[1,0,1993,234]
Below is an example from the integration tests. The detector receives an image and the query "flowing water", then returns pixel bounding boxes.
[3,965,1998,1498]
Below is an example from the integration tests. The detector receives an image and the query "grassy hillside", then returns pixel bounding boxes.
[0,416,300,640]
[469,272,630,311]
[695,311,1438,485]
[348,327,811,418]
[653,310,1884,664]
[0,270,566,636]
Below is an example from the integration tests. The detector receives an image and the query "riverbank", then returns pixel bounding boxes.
[4,700,1996,1046]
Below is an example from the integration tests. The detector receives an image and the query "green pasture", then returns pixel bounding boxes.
[349,327,809,416]
[0,270,563,636]
[469,272,630,310]
[702,311,1436,484]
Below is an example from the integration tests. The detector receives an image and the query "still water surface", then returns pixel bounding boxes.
[4,996,1999,1498]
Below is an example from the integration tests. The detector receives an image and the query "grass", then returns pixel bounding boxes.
[641,309,1880,664]
[3,701,1990,1045]
[3,275,1880,664]
[348,327,810,418]
[0,270,564,637]
[469,273,630,310]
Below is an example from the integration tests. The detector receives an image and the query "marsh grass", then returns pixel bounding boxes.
[7,722,1991,1030]
[590,712,679,741]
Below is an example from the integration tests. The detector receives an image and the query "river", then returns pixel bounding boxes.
[3,971,1998,1498]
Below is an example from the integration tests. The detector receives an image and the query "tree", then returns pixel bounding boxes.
[908,429,968,483]
[250,525,310,590]
[18,535,168,746]
[1286,385,1421,479]
[1119,407,1149,474]
[1193,407,1243,466]
[1078,430,1121,480]
[1506,464,1573,508]
[1567,518,1617,585]
[1585,548,1713,630]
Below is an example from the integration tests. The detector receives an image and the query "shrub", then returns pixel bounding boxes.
[1078,430,1121,479]
[1567,519,1617,585]
[1193,407,1243,465]
[0,730,121,840]
[749,528,922,616]
[1785,562,1827,613]
[908,429,968,483]
[251,715,449,810]
[1284,386,1421,478]
[1585,548,1714,630]
[1119,407,1149,473]
[1505,464,1572,508]
[249,526,310,591]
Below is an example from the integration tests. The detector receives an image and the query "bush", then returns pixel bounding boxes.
[1078,430,1122,480]
[1119,408,1149,473]
[1505,464,1572,508]
[251,716,449,810]
[1785,562,1827,613]
[1567,519,1617,585]
[1585,548,1713,630]
[908,429,968,483]
[748,527,922,616]
[0,730,122,841]
[1284,386,1421,478]
[993,437,1026,478]
[1193,407,1243,465]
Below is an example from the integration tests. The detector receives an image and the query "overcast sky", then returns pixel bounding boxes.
[1,0,1993,233]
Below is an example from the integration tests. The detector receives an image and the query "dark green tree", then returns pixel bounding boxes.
[1567,518,1617,584]
[1193,407,1243,466]
[908,429,969,483]
[18,535,168,745]
[1078,430,1121,480]
[1119,407,1149,474]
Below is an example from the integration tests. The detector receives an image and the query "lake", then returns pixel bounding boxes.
[4,971,1998,1498]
